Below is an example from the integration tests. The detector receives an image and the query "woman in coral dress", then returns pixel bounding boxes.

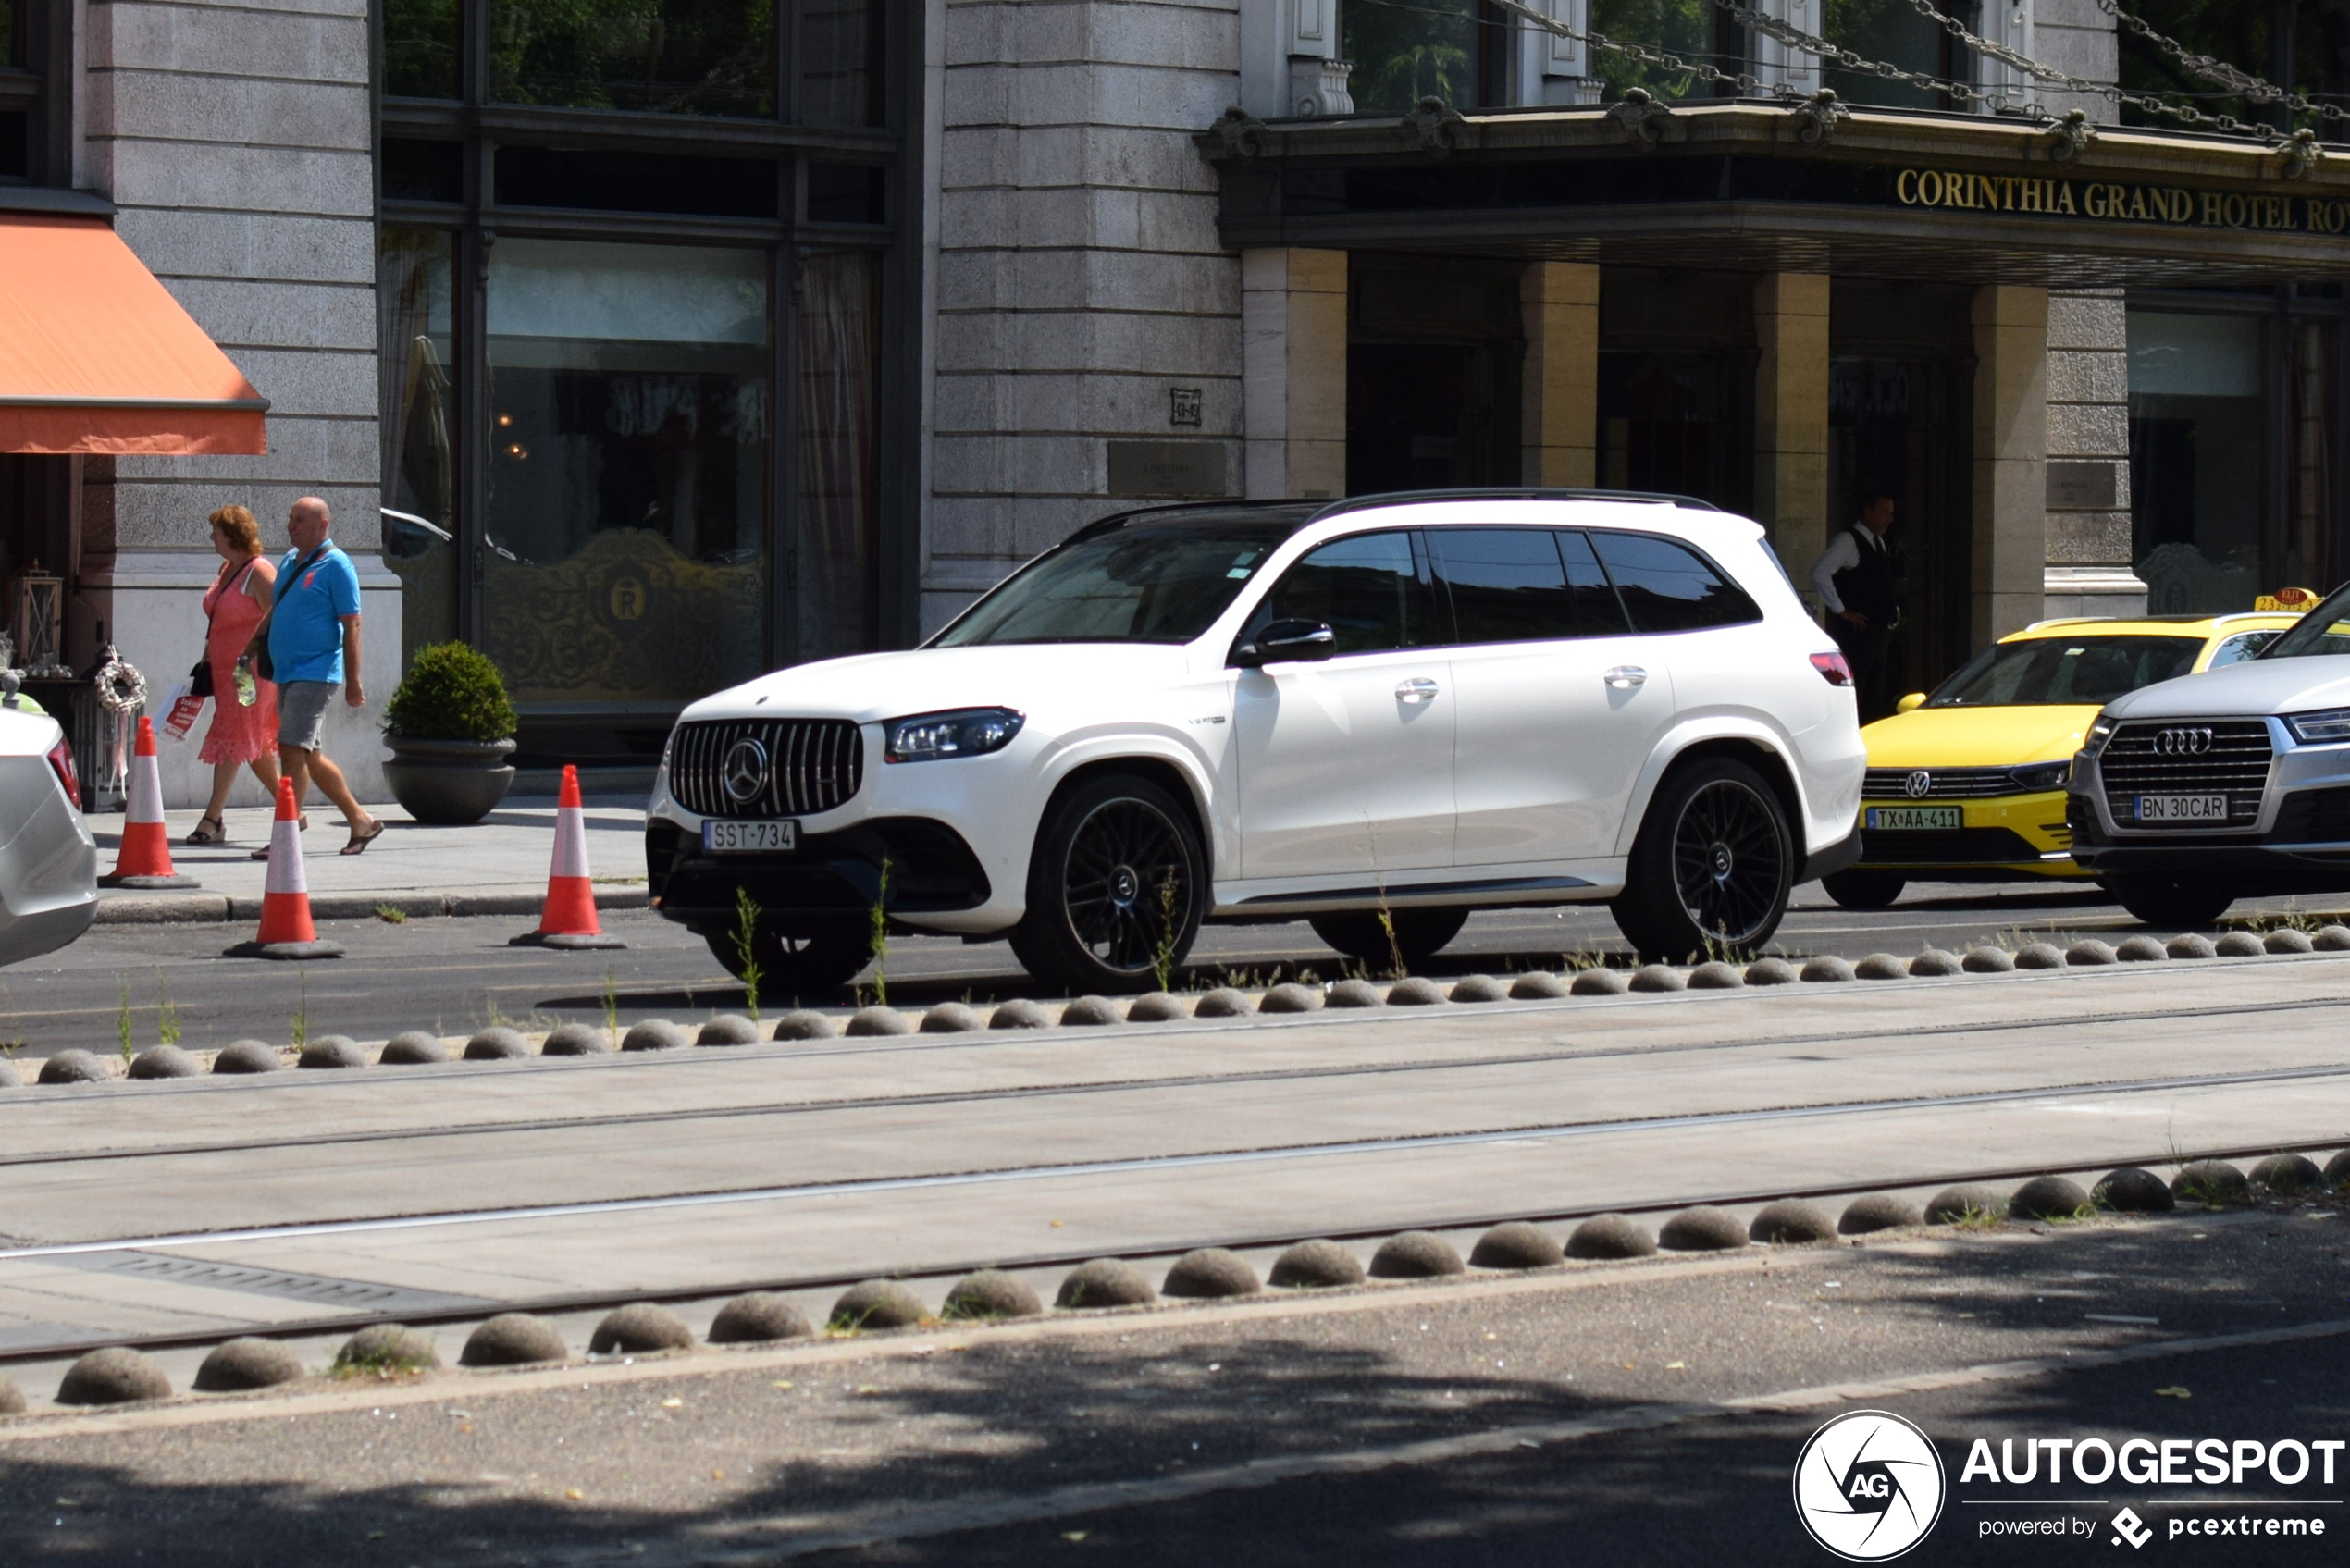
[187,505,282,845]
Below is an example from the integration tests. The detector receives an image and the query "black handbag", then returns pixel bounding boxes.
[192,557,258,698]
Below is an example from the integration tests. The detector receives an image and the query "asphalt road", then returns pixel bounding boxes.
[12,879,2345,1059]
[1,1207,2340,1566]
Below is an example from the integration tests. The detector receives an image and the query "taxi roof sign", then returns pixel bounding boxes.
[2255,586,2317,611]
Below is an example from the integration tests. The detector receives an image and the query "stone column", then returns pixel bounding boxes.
[1520,262,1599,488]
[1972,284,2052,642]
[1752,272,1831,597]
[2043,290,2142,617]
[1243,248,1347,500]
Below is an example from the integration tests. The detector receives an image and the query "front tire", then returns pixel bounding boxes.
[704,922,873,1000]
[1821,868,1905,910]
[1011,773,1206,994]
[1309,907,1469,970]
[2102,873,2237,929]
[1611,757,1794,963]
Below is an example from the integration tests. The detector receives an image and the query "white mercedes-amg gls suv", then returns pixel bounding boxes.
[647,490,1865,994]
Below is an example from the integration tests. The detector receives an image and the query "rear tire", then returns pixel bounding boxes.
[1821,868,1905,910]
[1611,757,1794,963]
[704,922,873,1001]
[2102,874,2237,929]
[1010,772,1205,994]
[1309,907,1469,969]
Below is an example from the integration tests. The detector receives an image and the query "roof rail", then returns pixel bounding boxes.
[1309,487,1723,518]
[1066,498,1319,544]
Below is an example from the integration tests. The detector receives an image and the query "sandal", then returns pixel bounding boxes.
[186,815,226,846]
[340,819,386,856]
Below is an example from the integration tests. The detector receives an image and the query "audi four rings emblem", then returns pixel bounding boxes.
[722,737,771,804]
[2154,726,2215,757]
[1903,770,1933,798]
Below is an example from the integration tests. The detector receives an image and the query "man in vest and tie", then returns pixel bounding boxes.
[1810,493,1899,721]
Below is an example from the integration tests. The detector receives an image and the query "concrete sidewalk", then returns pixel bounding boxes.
[87,796,649,923]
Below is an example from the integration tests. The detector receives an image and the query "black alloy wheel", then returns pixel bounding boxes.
[2102,873,2238,929]
[1309,907,1469,969]
[1012,772,1205,994]
[1821,868,1906,910]
[703,922,873,1000]
[1612,757,1794,962]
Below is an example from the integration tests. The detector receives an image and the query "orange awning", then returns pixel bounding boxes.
[0,214,267,454]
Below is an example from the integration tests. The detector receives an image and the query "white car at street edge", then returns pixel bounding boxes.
[0,688,97,967]
[646,490,1866,994]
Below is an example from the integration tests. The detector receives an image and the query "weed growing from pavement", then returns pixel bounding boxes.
[1945,1204,2003,1230]
[728,888,764,1023]
[600,965,621,1037]
[155,969,180,1048]
[1151,872,1181,993]
[869,855,894,1007]
[374,903,407,924]
[480,994,512,1031]
[329,1339,434,1381]
[290,972,309,1051]
[116,976,133,1065]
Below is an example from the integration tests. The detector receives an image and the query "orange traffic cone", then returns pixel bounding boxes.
[512,765,624,949]
[101,715,198,889]
[224,778,343,959]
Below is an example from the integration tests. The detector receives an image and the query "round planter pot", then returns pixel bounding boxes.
[382,736,517,826]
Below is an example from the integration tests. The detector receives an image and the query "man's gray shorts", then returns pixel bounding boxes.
[276,680,337,752]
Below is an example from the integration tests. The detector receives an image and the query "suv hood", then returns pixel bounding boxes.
[2103,657,2350,721]
[681,643,1200,725]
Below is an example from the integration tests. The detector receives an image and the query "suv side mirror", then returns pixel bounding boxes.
[1232,620,1337,668]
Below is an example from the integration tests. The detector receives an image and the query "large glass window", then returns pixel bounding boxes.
[378,229,458,666]
[481,239,771,704]
[384,0,461,100]
[795,249,879,660]
[1823,0,1967,113]
[799,0,881,126]
[2129,310,2267,613]
[1589,0,1721,100]
[489,0,776,117]
[1342,0,1503,115]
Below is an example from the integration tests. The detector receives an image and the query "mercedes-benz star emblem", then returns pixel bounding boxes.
[2153,726,2214,757]
[722,737,771,805]
[1904,770,1933,799]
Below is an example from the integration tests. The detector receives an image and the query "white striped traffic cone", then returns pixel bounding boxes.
[224,777,343,959]
[511,764,624,949]
[100,715,198,889]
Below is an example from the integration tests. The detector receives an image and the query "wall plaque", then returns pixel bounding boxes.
[2046,461,2118,511]
[1107,440,1229,498]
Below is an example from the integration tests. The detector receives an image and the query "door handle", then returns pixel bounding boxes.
[1604,665,1648,689]
[1395,677,1440,704]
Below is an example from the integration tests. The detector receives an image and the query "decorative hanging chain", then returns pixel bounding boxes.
[2095,0,2349,128]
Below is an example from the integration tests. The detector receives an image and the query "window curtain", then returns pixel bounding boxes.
[795,249,880,661]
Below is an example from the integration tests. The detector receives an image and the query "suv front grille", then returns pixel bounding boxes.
[1862,767,2029,800]
[2099,719,2271,828]
[667,719,864,819]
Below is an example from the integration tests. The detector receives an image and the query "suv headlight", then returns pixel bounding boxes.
[2081,715,2117,759]
[884,707,1025,763]
[2010,761,2071,792]
[2285,708,2350,744]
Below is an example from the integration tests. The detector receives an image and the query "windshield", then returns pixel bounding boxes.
[1925,636,2201,708]
[2257,585,2350,658]
[934,518,1303,648]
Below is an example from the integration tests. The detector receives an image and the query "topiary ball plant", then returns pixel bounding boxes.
[383,642,516,743]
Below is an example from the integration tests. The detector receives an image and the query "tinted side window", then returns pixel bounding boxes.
[1556,530,1631,636]
[1251,530,1433,656]
[1429,528,1577,645]
[1589,532,1761,633]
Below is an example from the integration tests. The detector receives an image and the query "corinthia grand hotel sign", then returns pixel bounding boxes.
[1894,167,2350,234]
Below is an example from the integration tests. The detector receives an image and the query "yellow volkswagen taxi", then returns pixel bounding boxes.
[1822,611,2304,907]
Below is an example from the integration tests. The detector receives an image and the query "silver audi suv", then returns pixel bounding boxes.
[2069,580,2350,925]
